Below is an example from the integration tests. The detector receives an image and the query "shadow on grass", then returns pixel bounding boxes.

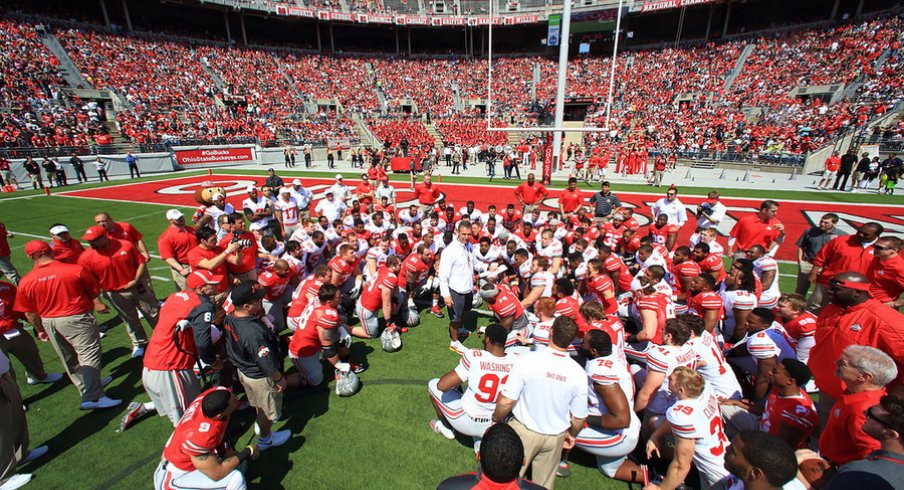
[21,377,69,407]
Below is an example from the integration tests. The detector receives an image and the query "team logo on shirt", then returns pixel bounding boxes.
[849,323,862,332]
[258,346,271,358]
[878,270,885,276]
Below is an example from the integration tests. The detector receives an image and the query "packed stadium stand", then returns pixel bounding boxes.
[1,0,903,167]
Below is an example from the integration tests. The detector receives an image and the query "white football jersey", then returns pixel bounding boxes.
[753,256,780,305]
[455,349,519,419]
[719,289,757,340]
[687,331,742,399]
[531,319,553,352]
[647,344,697,400]
[666,389,730,485]
[529,270,555,297]
[536,239,563,260]
[586,353,635,415]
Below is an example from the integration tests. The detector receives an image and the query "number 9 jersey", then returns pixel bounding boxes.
[455,349,520,420]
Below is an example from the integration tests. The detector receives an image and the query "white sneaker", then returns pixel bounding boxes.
[258,429,291,450]
[131,346,145,358]
[430,419,455,440]
[26,373,63,385]
[101,376,113,387]
[20,446,48,465]
[80,396,122,410]
[0,474,33,490]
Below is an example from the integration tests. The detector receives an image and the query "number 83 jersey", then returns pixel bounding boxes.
[455,349,520,420]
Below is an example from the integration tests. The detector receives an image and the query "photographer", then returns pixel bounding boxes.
[692,191,726,245]
[218,213,260,283]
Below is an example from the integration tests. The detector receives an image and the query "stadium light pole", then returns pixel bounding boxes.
[605,0,624,128]
[551,0,573,173]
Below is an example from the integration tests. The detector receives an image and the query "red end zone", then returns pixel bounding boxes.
[59,174,904,262]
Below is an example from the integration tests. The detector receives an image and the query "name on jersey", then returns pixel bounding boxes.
[546,372,568,382]
[480,361,512,373]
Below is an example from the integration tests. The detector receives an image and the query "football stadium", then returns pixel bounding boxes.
[1,0,904,489]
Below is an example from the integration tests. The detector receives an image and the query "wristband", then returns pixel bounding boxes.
[236,446,252,463]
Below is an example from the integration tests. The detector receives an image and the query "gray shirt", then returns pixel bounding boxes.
[589,191,622,218]
[825,450,903,490]
[796,226,844,261]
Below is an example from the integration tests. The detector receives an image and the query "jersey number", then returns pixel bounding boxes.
[709,416,727,456]
[474,374,509,403]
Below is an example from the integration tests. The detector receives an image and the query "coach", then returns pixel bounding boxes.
[588,181,621,223]
[79,225,158,358]
[514,173,548,214]
[438,222,475,354]
[492,316,588,490]
[224,282,291,451]
[158,209,198,291]
[14,241,121,410]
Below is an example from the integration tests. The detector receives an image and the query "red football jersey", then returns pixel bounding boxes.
[635,292,670,345]
[488,286,524,321]
[144,290,204,371]
[760,387,819,448]
[289,304,339,357]
[162,387,231,472]
[359,268,398,312]
[688,291,725,321]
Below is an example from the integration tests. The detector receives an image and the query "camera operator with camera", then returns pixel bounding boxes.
[218,213,260,283]
[691,191,726,246]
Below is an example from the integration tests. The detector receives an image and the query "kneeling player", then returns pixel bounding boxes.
[428,324,518,451]
[573,330,643,482]
[153,387,258,490]
[287,284,357,387]
[353,255,402,338]
[478,283,531,351]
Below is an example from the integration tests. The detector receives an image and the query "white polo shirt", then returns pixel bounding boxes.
[501,349,588,435]
[438,239,474,297]
[651,197,688,226]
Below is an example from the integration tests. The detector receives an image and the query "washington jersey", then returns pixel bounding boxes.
[455,349,519,419]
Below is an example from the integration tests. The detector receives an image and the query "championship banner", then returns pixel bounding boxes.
[174,147,256,166]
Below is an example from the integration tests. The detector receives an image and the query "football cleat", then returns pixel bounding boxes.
[430,419,455,440]
[119,402,149,432]
[431,305,445,319]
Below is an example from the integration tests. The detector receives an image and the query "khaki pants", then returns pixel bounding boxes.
[0,329,48,382]
[807,282,829,314]
[44,313,104,402]
[0,372,27,485]
[171,268,189,291]
[0,255,19,285]
[796,260,813,296]
[238,371,282,423]
[510,418,567,490]
[105,285,159,347]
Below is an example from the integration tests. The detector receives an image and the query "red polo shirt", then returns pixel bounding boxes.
[559,188,584,213]
[109,222,143,245]
[14,260,99,317]
[157,225,198,265]
[51,238,85,264]
[812,235,876,287]
[78,239,146,291]
[218,232,258,275]
[729,214,782,250]
[188,245,229,292]
[867,254,904,303]
[809,299,904,399]
[415,183,440,205]
[818,388,885,466]
[514,182,547,205]
[355,182,375,204]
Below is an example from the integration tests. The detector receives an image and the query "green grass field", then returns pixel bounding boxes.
[0,169,884,489]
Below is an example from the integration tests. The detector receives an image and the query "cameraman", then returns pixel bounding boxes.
[218,213,260,283]
[692,190,726,245]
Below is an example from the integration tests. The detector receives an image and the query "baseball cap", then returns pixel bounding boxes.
[231,281,266,306]
[249,221,268,232]
[246,185,257,193]
[325,189,334,195]
[292,179,302,186]
[81,225,108,241]
[186,270,224,289]
[24,240,52,258]
[267,167,275,172]
[281,186,292,194]
[165,209,184,220]
[335,174,343,180]
[49,225,69,235]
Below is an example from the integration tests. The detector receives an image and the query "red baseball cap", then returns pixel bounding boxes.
[81,225,108,242]
[24,240,52,258]
[186,270,224,289]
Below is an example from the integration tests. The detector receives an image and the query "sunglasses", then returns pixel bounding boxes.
[873,245,890,251]
[866,407,897,431]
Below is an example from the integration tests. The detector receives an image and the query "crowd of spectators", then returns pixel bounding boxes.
[368,116,433,149]
[1,14,903,158]
[435,116,508,147]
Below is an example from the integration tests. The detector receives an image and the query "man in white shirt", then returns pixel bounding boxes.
[438,222,476,353]
[328,175,350,204]
[694,190,726,233]
[493,316,588,490]
[289,179,313,221]
[374,177,396,204]
[651,186,688,227]
[314,190,347,223]
[242,186,273,232]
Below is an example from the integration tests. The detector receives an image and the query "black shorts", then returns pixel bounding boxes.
[448,290,473,323]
